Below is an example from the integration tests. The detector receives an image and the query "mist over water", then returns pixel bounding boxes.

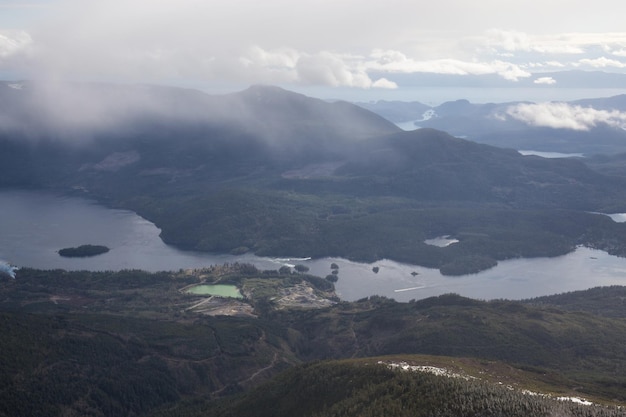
[2,190,626,301]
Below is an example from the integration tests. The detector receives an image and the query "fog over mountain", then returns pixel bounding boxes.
[0,81,398,144]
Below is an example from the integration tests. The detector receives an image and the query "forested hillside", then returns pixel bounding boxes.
[2,267,626,416]
[164,359,626,417]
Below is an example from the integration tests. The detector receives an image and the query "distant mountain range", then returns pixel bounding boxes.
[357,93,626,155]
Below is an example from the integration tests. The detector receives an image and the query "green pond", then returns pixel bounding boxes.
[185,284,243,298]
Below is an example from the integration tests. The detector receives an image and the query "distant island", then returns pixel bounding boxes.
[58,244,110,258]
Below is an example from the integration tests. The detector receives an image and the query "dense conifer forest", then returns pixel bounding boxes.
[2,267,626,416]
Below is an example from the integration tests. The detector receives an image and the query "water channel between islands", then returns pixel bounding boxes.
[2,190,626,302]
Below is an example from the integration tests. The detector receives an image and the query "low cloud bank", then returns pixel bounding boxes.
[506,102,626,131]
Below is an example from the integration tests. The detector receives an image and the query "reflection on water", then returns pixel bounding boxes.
[315,247,626,302]
[1,190,626,302]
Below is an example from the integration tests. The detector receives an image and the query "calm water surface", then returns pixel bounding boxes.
[2,190,626,301]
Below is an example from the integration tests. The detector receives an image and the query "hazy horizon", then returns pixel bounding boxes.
[0,0,625,104]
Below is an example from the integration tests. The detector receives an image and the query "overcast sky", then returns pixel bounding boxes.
[1,0,626,102]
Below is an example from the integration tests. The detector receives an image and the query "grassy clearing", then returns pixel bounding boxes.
[185,284,243,298]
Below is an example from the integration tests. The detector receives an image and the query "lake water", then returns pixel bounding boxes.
[2,190,626,302]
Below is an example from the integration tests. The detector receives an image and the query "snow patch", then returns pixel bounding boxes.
[557,396,594,406]
[381,361,595,406]
[380,361,475,381]
[520,389,593,405]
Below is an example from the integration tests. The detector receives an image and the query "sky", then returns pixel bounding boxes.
[1,0,626,103]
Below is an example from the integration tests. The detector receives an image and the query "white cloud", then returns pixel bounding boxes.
[533,76,556,85]
[296,52,371,88]
[1,0,626,95]
[526,61,567,70]
[371,78,398,89]
[577,57,626,68]
[367,49,531,81]
[238,46,300,84]
[239,47,381,88]
[0,30,31,58]
[507,102,626,131]
[236,48,397,89]
[564,32,626,48]
[478,30,626,62]
[481,29,586,55]
[241,46,300,70]
[489,61,531,81]
[545,61,566,68]
[484,29,532,52]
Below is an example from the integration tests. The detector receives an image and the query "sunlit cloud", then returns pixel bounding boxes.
[295,52,371,88]
[238,47,395,89]
[480,30,626,59]
[577,57,626,68]
[241,46,300,70]
[367,49,531,81]
[0,30,31,58]
[534,76,556,85]
[484,29,532,52]
[371,77,398,89]
[507,102,626,131]
[481,29,586,54]
[239,47,390,89]
[0,0,625,95]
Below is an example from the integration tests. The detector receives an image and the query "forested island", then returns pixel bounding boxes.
[58,244,110,258]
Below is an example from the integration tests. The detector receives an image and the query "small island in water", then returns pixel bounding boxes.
[58,244,110,258]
